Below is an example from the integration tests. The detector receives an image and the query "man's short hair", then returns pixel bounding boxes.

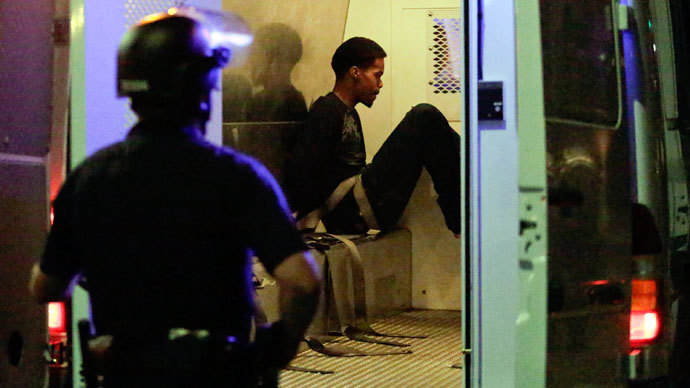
[331,37,387,80]
[254,23,303,66]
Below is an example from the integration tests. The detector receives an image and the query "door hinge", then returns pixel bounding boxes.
[519,219,537,235]
[617,4,629,31]
[53,17,70,46]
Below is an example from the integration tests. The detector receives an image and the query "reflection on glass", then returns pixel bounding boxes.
[223,23,307,122]
[540,0,620,126]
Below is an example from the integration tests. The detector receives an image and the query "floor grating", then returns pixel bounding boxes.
[279,310,463,387]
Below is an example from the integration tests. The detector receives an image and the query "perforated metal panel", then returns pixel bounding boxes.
[427,9,462,122]
[430,17,461,95]
[124,0,185,26]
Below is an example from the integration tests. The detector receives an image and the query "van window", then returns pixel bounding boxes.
[540,0,622,128]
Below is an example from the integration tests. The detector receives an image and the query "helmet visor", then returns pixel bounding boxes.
[167,6,253,66]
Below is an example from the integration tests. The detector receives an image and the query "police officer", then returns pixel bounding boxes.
[29,9,320,387]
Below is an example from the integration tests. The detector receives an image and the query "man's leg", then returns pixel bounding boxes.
[361,103,460,233]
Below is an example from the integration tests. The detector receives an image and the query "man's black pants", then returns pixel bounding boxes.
[360,103,461,233]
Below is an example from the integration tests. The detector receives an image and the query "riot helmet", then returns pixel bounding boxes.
[117,7,251,119]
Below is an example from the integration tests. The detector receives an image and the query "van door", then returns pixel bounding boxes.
[515,0,549,386]
[0,1,63,387]
[540,0,632,386]
[465,0,523,386]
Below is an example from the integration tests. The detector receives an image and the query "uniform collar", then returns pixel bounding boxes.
[127,119,205,141]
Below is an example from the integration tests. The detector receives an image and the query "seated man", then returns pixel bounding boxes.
[285,37,460,236]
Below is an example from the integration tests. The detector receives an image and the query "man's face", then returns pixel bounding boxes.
[355,57,384,108]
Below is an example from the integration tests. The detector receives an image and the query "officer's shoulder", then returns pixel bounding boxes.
[70,141,126,172]
[214,144,273,179]
[57,141,127,191]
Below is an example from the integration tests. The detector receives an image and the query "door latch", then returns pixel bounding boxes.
[519,220,537,235]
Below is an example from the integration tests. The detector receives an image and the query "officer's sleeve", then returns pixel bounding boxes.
[242,161,308,274]
[40,179,82,280]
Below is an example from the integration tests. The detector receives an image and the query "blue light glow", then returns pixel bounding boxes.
[210,30,252,48]
[169,6,253,49]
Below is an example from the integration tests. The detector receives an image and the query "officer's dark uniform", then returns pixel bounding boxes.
[39,11,308,387]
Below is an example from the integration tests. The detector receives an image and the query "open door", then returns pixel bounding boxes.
[0,1,67,387]
[464,0,548,386]
[540,1,632,386]
[515,0,548,386]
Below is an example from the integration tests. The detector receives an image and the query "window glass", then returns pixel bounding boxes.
[221,0,349,123]
[540,0,621,127]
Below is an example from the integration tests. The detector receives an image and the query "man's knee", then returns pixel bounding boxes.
[393,103,454,140]
[410,103,442,117]
[407,103,450,130]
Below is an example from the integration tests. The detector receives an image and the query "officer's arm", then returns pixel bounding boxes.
[29,263,74,304]
[272,250,321,340]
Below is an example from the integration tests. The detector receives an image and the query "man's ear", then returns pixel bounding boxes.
[349,66,360,79]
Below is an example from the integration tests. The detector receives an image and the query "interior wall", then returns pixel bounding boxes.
[342,0,393,156]
[221,0,350,119]
[347,0,463,309]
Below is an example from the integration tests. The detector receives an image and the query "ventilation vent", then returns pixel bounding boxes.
[430,17,461,95]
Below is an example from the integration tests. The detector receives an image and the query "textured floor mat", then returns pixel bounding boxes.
[280,310,463,387]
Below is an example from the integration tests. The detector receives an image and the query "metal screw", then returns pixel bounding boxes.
[428,11,434,17]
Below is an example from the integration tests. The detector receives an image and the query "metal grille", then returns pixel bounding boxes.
[280,310,462,387]
[430,17,461,95]
[124,0,185,27]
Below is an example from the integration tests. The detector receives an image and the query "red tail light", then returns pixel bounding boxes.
[48,302,66,336]
[629,279,660,347]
